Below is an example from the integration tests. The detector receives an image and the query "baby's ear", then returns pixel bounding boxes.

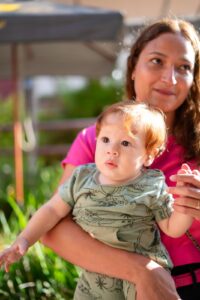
[144,154,154,167]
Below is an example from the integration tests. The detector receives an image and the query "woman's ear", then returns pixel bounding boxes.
[131,71,135,80]
[144,155,154,167]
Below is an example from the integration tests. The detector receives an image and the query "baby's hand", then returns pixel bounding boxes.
[0,236,29,272]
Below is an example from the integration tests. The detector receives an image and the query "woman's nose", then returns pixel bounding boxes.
[161,67,177,85]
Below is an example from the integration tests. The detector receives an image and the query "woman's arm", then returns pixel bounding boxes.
[168,164,200,220]
[42,215,180,300]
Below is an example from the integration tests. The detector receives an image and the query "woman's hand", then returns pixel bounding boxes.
[168,163,200,220]
[136,260,181,300]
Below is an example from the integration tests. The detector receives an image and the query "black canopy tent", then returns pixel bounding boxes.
[0,1,123,77]
[0,1,123,202]
[0,2,122,42]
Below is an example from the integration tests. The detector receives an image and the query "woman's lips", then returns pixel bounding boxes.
[154,88,176,96]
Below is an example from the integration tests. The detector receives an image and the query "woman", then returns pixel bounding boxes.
[42,18,200,300]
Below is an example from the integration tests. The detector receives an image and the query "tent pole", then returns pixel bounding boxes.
[11,44,24,203]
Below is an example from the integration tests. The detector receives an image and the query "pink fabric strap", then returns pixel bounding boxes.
[173,269,200,288]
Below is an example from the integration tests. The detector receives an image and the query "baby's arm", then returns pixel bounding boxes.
[158,164,193,237]
[158,211,193,238]
[0,193,71,272]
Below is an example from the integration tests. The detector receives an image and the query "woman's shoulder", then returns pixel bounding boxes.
[80,124,96,138]
[62,124,96,167]
[77,124,96,150]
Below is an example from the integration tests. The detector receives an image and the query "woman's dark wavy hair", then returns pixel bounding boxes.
[126,18,200,163]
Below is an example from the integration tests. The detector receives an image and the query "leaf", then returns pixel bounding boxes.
[7,196,27,229]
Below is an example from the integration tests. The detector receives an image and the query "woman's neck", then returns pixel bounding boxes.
[165,111,175,135]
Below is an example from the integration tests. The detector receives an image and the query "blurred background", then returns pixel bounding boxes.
[0,1,199,299]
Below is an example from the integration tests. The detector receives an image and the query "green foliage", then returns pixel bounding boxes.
[0,77,123,163]
[0,163,78,299]
[0,77,124,298]
[0,157,62,212]
[0,239,78,299]
[59,78,123,119]
[38,78,123,149]
[0,247,78,299]
[0,98,13,147]
[0,97,13,124]
[39,78,123,121]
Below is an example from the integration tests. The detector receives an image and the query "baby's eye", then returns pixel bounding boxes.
[101,137,109,143]
[121,140,131,147]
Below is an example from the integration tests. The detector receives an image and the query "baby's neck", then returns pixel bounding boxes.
[98,170,142,186]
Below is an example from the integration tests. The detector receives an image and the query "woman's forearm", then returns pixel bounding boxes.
[41,216,180,300]
[42,215,137,281]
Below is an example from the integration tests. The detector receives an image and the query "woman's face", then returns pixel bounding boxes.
[132,33,195,116]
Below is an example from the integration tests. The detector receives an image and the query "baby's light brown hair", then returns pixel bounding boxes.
[96,101,167,159]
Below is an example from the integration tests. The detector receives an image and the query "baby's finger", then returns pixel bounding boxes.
[0,258,4,268]
[0,254,4,264]
[5,261,10,273]
[0,253,8,267]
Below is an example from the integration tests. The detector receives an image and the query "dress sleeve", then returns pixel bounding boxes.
[58,168,79,208]
[150,177,174,222]
[61,124,96,168]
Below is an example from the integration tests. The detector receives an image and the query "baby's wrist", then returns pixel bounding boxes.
[16,235,30,249]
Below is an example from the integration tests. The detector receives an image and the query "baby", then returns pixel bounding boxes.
[0,101,193,300]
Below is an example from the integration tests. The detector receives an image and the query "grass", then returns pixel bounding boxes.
[0,162,79,299]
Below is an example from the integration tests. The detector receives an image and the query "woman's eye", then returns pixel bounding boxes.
[121,140,130,147]
[102,137,109,143]
[178,64,192,73]
[151,58,162,65]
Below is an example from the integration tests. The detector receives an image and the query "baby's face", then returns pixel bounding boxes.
[95,113,149,185]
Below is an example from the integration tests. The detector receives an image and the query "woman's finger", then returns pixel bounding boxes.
[175,196,200,209]
[168,185,200,199]
[170,174,200,188]
[173,202,200,220]
[193,169,200,176]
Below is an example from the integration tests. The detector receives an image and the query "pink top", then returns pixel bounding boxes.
[62,124,200,287]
